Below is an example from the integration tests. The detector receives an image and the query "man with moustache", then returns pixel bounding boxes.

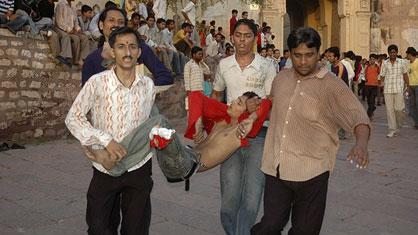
[251,27,370,235]
[211,19,276,235]
[66,27,155,234]
[81,6,172,86]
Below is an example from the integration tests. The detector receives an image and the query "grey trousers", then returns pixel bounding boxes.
[108,111,198,181]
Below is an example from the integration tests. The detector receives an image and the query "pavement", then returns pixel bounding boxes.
[1,102,418,235]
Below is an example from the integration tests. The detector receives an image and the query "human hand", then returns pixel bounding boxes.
[82,146,96,161]
[105,140,127,161]
[347,144,369,169]
[236,118,255,139]
[246,97,261,113]
[193,117,205,144]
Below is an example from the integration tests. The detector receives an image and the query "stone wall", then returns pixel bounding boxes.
[0,29,186,143]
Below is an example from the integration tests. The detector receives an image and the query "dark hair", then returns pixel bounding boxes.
[166,19,174,25]
[210,20,216,26]
[98,7,128,47]
[81,5,92,13]
[226,45,234,53]
[201,20,206,24]
[131,12,140,19]
[191,46,203,56]
[369,53,378,59]
[327,46,340,59]
[218,26,223,31]
[181,22,191,29]
[258,47,267,53]
[273,49,280,53]
[232,19,257,36]
[146,15,155,21]
[104,1,117,8]
[210,28,215,34]
[267,44,275,49]
[283,49,289,53]
[406,47,417,56]
[262,22,267,27]
[108,27,141,48]
[242,11,248,16]
[346,50,356,60]
[232,9,238,14]
[242,91,259,99]
[387,44,398,53]
[262,26,271,33]
[287,27,321,52]
[156,18,165,24]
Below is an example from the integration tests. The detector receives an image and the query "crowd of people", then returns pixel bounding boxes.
[2,1,417,235]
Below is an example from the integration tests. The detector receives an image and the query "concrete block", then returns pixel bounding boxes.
[32,61,44,69]
[21,49,32,58]
[17,100,27,108]
[0,91,5,98]
[34,52,48,60]
[21,90,41,99]
[6,68,18,78]
[45,62,56,70]
[36,42,50,50]
[13,58,29,67]
[34,128,44,138]
[5,48,18,56]
[58,72,70,80]
[9,91,20,99]
[2,81,18,89]
[20,80,27,88]
[10,40,23,46]
[0,48,4,56]
[0,39,8,46]
[29,81,42,89]
[54,91,66,99]
[0,58,12,66]
[21,69,35,78]
[0,101,16,111]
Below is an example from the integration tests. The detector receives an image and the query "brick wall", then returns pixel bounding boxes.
[0,29,186,143]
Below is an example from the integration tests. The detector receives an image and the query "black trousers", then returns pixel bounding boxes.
[365,86,378,117]
[86,160,153,235]
[251,171,329,235]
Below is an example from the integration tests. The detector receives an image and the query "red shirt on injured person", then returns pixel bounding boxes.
[184,91,271,146]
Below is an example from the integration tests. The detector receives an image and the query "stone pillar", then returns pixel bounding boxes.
[338,0,371,57]
[262,0,286,52]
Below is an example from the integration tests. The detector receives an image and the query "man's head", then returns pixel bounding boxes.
[226,46,235,57]
[131,13,141,26]
[283,49,290,59]
[258,48,267,57]
[273,49,280,59]
[232,9,238,17]
[166,19,175,30]
[156,18,166,31]
[109,27,141,70]
[227,91,259,118]
[99,7,127,40]
[215,33,222,42]
[406,47,416,61]
[181,22,192,33]
[232,19,257,56]
[210,20,216,26]
[262,26,271,34]
[218,26,223,33]
[191,46,203,62]
[387,44,398,61]
[210,28,216,36]
[266,46,274,57]
[146,15,155,28]
[327,47,340,65]
[287,27,321,76]
[242,11,248,19]
[105,1,117,8]
[191,0,197,4]
[81,5,93,19]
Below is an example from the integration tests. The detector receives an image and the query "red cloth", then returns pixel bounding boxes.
[229,17,237,36]
[184,91,272,147]
[150,135,172,149]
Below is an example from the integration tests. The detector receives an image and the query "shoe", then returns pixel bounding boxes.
[22,25,31,32]
[56,56,72,68]
[39,29,52,38]
[0,143,10,152]
[386,131,397,138]
[10,143,25,149]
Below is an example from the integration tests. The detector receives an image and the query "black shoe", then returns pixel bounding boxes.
[6,25,17,34]
[0,143,10,152]
[56,56,72,67]
[10,143,25,149]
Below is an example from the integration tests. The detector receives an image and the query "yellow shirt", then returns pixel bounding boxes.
[173,29,186,45]
[409,59,418,86]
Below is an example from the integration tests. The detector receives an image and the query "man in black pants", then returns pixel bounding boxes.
[250,27,371,235]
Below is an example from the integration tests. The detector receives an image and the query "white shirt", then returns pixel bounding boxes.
[182,1,196,26]
[205,33,214,46]
[152,0,167,19]
[137,3,148,19]
[341,59,355,81]
[88,13,100,34]
[65,69,156,174]
[161,28,176,51]
[213,54,276,104]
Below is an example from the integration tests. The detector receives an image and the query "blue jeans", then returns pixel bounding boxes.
[220,132,266,235]
[408,86,418,126]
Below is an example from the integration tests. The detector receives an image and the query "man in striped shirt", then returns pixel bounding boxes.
[251,27,371,235]
[379,44,410,137]
[66,27,155,234]
[0,0,36,34]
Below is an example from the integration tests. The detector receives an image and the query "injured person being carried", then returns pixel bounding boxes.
[82,90,271,182]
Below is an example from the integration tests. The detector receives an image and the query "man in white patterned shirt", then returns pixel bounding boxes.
[379,44,410,138]
[65,27,155,234]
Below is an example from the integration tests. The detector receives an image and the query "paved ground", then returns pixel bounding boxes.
[1,103,418,235]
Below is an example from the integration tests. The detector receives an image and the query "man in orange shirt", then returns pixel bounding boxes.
[365,54,380,119]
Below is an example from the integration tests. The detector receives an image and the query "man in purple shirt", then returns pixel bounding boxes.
[81,6,173,86]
